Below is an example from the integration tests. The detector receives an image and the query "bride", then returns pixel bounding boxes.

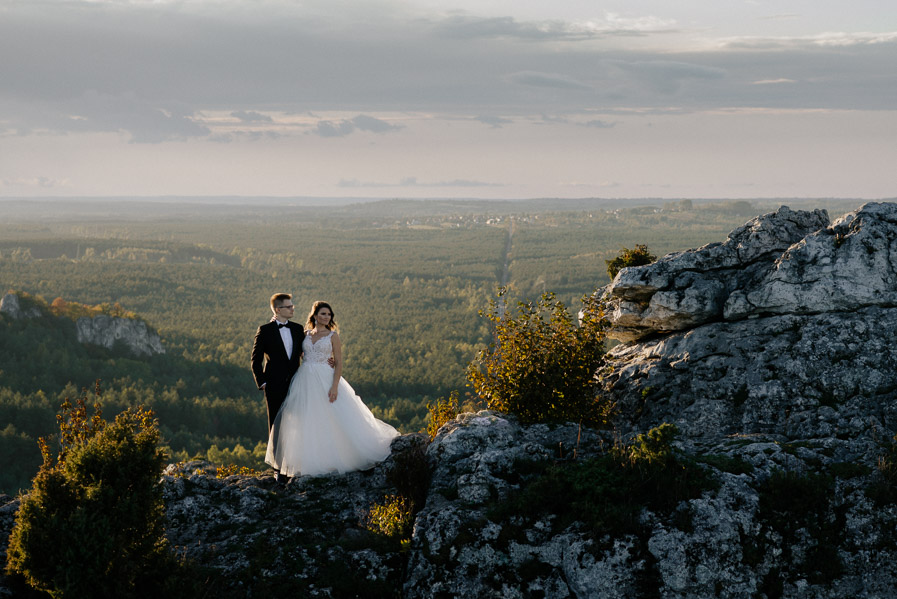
[265,301,399,477]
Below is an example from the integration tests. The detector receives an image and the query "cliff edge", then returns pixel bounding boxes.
[3,203,896,598]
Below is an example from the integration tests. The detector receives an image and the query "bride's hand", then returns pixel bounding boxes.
[328,387,338,403]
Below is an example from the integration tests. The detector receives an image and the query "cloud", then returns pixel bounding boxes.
[560,180,620,188]
[719,31,897,50]
[0,89,209,143]
[231,110,274,123]
[505,71,593,91]
[537,114,617,128]
[810,32,897,47]
[539,114,569,124]
[752,78,796,85]
[1,0,896,145]
[430,12,677,41]
[208,130,281,143]
[582,119,617,128]
[475,115,513,128]
[759,13,801,21]
[351,114,402,133]
[606,60,726,94]
[610,60,726,81]
[399,177,501,188]
[67,92,210,143]
[313,120,357,138]
[312,115,402,137]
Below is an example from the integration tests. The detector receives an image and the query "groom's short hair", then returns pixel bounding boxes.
[270,293,292,311]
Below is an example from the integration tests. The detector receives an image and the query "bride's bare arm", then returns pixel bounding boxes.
[328,332,343,402]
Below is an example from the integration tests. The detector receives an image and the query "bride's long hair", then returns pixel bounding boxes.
[305,301,339,332]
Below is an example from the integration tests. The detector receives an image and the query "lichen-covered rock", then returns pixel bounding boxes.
[606,206,830,342]
[158,439,423,597]
[405,412,897,599]
[602,306,897,446]
[724,202,897,319]
[0,495,20,577]
[3,415,896,598]
[406,412,633,599]
[602,202,897,447]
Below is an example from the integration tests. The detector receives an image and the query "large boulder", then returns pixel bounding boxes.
[603,202,897,444]
[724,202,897,319]
[605,206,831,342]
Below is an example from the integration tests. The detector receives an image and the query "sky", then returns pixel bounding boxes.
[1,0,896,201]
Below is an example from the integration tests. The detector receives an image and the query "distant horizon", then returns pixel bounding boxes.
[2,195,893,206]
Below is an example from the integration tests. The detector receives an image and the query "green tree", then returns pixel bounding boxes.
[466,287,612,425]
[605,244,657,280]
[6,387,171,599]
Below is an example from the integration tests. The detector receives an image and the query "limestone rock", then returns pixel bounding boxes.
[405,410,897,598]
[602,202,897,447]
[725,201,897,319]
[1,291,164,357]
[607,202,897,343]
[75,314,165,357]
[2,412,896,598]
[0,495,19,593]
[606,206,830,342]
[0,293,42,319]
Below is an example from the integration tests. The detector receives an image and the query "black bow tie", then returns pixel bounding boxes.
[277,323,289,329]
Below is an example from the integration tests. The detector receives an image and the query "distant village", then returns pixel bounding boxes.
[389,198,708,229]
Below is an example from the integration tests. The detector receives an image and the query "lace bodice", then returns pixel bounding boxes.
[303,331,334,365]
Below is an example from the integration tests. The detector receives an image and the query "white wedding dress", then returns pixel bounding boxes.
[265,331,398,477]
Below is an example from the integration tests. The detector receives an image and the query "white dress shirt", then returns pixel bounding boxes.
[275,319,293,359]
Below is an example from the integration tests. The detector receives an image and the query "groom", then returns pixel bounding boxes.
[251,293,304,483]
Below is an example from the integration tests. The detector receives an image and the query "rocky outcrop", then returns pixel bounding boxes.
[405,412,897,599]
[405,413,630,598]
[159,446,419,595]
[602,202,897,443]
[605,206,831,342]
[0,293,42,320]
[0,291,164,357]
[3,203,897,598]
[606,202,897,343]
[724,202,897,319]
[2,409,896,598]
[76,314,165,357]
[603,306,897,443]
[0,494,18,597]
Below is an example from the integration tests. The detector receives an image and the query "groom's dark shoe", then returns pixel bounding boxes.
[275,472,288,485]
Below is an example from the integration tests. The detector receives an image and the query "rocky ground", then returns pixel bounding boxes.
[3,202,897,598]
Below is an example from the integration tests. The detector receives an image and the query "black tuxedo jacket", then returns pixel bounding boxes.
[251,320,305,432]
